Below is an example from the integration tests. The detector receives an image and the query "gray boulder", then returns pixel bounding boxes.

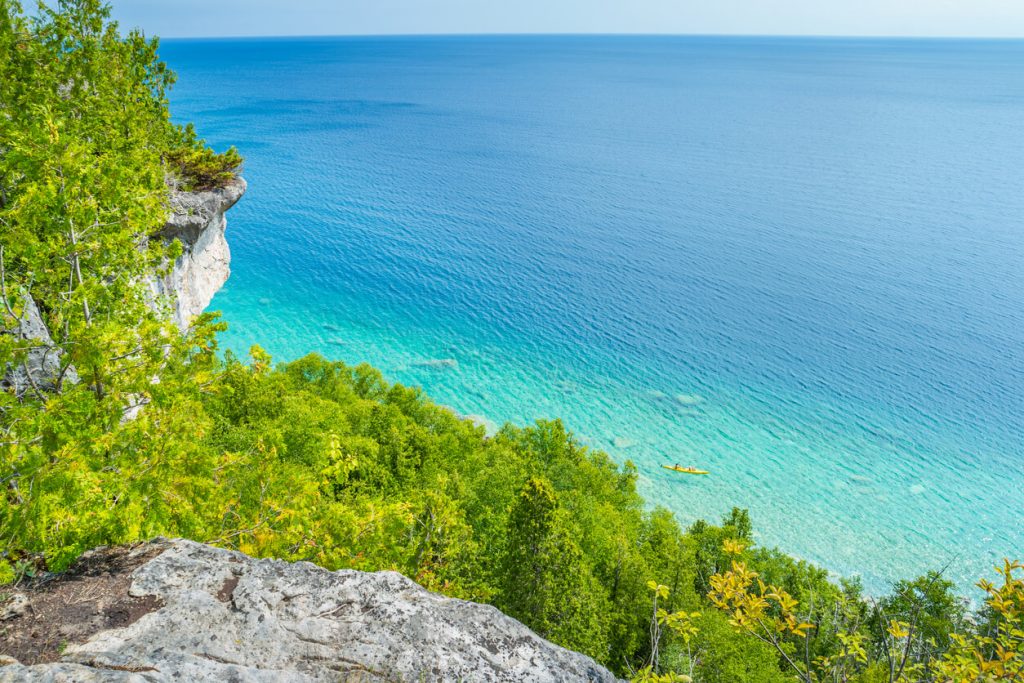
[0,539,620,682]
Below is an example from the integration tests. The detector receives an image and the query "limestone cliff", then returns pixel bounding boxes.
[2,177,246,395]
[0,539,620,682]
[155,177,247,331]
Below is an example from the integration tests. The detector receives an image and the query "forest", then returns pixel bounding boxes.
[0,2,1020,681]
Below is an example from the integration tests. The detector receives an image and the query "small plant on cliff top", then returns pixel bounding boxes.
[165,123,242,191]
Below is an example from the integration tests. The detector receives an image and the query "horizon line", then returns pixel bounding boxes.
[154,30,1024,42]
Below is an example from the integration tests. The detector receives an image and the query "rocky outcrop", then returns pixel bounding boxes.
[0,539,620,682]
[154,177,246,331]
[0,295,76,397]
[2,177,245,395]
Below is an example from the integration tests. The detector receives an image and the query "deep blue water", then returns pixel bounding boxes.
[160,36,1024,592]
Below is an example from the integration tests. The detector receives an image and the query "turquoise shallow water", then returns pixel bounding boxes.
[160,36,1024,592]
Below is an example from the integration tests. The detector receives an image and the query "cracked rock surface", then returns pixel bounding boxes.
[0,539,619,682]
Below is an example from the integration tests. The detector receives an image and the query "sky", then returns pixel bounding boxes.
[109,0,1024,39]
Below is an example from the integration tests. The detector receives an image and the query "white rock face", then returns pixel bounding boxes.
[0,539,620,682]
[154,177,246,331]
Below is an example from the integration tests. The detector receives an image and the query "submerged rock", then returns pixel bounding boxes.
[413,358,459,370]
[0,539,619,682]
[645,390,704,414]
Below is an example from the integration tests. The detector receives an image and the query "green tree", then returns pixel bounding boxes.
[0,0,234,572]
[869,570,967,670]
[497,477,608,659]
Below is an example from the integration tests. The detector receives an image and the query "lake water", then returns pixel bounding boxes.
[161,36,1024,592]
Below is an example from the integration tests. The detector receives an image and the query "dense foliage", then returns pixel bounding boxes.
[0,2,1020,681]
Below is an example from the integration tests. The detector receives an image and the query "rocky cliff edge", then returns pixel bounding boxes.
[2,177,246,396]
[0,539,620,683]
[156,176,247,332]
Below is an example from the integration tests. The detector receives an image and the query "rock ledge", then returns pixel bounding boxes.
[0,539,619,682]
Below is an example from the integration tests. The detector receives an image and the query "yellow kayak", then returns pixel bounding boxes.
[662,465,710,475]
